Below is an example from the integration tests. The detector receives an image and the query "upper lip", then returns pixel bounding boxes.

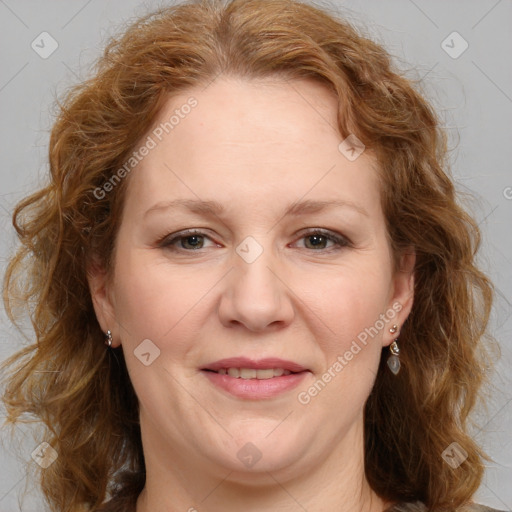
[201,357,308,373]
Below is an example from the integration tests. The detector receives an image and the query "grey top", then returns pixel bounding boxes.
[98,499,508,511]
[388,502,508,512]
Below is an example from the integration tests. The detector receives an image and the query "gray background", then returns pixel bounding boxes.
[0,0,511,510]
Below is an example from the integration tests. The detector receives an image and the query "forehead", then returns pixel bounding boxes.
[123,77,381,220]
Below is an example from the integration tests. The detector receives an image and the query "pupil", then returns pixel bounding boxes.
[308,235,326,249]
[184,235,202,249]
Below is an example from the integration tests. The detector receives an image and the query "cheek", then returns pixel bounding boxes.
[112,247,208,348]
[299,272,390,415]
[307,266,392,353]
[111,250,210,407]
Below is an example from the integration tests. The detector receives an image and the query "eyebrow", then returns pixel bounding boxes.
[144,198,369,219]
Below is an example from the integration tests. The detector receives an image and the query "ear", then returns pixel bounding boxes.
[86,256,121,347]
[384,248,415,346]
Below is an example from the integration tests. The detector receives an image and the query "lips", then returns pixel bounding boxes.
[201,357,310,399]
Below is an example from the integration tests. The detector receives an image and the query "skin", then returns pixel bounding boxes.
[88,76,415,512]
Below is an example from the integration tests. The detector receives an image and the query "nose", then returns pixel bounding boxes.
[217,249,295,332]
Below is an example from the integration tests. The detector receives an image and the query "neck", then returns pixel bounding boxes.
[136,412,390,512]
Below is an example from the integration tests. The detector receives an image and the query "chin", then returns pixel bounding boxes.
[218,451,309,485]
[204,426,313,479]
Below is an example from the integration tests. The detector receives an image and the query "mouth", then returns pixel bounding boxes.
[201,357,308,376]
[207,367,295,379]
[201,357,311,399]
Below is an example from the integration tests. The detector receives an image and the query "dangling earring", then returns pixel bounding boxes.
[387,324,400,375]
[105,330,113,348]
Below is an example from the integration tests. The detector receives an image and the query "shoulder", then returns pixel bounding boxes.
[461,506,509,512]
[388,502,508,512]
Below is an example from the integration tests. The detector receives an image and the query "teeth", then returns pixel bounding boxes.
[252,369,273,380]
[240,368,257,379]
[227,368,240,378]
[219,368,292,379]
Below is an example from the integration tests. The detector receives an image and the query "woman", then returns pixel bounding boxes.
[0,0,503,511]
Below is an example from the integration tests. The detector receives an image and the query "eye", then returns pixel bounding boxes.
[293,229,350,251]
[158,230,217,251]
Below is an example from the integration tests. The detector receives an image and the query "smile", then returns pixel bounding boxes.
[215,368,293,379]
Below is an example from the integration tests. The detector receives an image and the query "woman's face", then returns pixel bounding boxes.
[90,77,414,481]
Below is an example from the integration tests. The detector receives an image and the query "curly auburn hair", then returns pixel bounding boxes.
[1,0,497,511]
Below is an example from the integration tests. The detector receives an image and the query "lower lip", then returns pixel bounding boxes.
[202,370,309,400]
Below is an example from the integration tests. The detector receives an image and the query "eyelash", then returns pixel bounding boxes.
[158,228,351,253]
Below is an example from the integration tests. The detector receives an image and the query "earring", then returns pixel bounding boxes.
[105,330,113,348]
[387,325,400,375]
